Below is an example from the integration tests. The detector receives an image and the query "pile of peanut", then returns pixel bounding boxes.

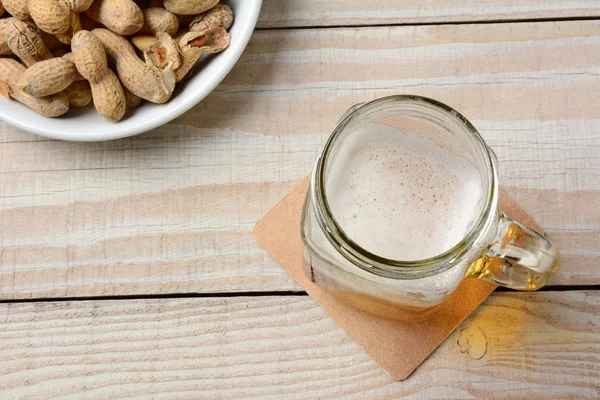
[0,0,233,122]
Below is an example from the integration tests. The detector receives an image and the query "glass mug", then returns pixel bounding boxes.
[301,95,560,320]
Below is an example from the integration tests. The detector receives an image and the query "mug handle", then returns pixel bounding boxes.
[466,213,560,290]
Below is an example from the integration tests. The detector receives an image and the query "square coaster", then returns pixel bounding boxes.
[254,176,542,380]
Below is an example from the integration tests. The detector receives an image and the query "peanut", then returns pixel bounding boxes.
[124,87,142,108]
[29,0,71,36]
[163,0,218,15]
[85,0,144,36]
[0,18,12,56]
[0,2,5,16]
[2,0,30,20]
[190,4,233,34]
[58,0,94,12]
[139,8,179,36]
[0,58,70,117]
[175,26,229,82]
[144,32,180,71]
[6,19,53,66]
[71,30,126,122]
[92,28,175,103]
[65,79,92,107]
[130,35,156,52]
[17,57,79,96]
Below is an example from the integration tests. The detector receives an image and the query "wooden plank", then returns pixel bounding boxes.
[1,21,600,298]
[1,291,599,398]
[258,0,600,28]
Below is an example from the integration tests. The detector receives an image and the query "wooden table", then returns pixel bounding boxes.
[2,1,600,398]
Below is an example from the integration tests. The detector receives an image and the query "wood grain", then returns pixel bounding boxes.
[258,0,600,28]
[1,20,600,298]
[1,291,599,399]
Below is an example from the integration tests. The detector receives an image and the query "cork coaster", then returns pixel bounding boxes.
[254,175,542,380]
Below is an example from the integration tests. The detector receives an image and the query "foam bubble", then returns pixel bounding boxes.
[326,127,483,261]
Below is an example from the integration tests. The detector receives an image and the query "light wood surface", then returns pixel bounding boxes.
[1,291,599,399]
[1,3,599,398]
[2,20,600,299]
[258,0,600,28]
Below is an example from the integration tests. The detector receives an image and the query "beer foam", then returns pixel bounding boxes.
[326,127,483,261]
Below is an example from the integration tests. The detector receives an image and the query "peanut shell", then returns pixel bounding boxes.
[17,57,79,96]
[0,18,13,56]
[5,19,53,66]
[163,0,218,15]
[85,0,144,36]
[0,58,70,117]
[175,26,229,82]
[2,0,30,20]
[72,30,126,122]
[58,0,94,12]
[65,80,92,107]
[190,4,233,34]
[30,0,72,35]
[139,7,179,36]
[92,28,175,104]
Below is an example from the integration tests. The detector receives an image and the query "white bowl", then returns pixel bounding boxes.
[0,0,261,141]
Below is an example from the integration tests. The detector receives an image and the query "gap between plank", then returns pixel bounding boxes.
[1,285,599,304]
[256,15,600,31]
[0,290,308,304]
[495,284,600,293]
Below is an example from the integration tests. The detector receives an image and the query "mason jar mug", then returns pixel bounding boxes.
[300,95,560,320]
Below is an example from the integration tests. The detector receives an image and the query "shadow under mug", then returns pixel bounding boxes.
[300,95,560,320]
